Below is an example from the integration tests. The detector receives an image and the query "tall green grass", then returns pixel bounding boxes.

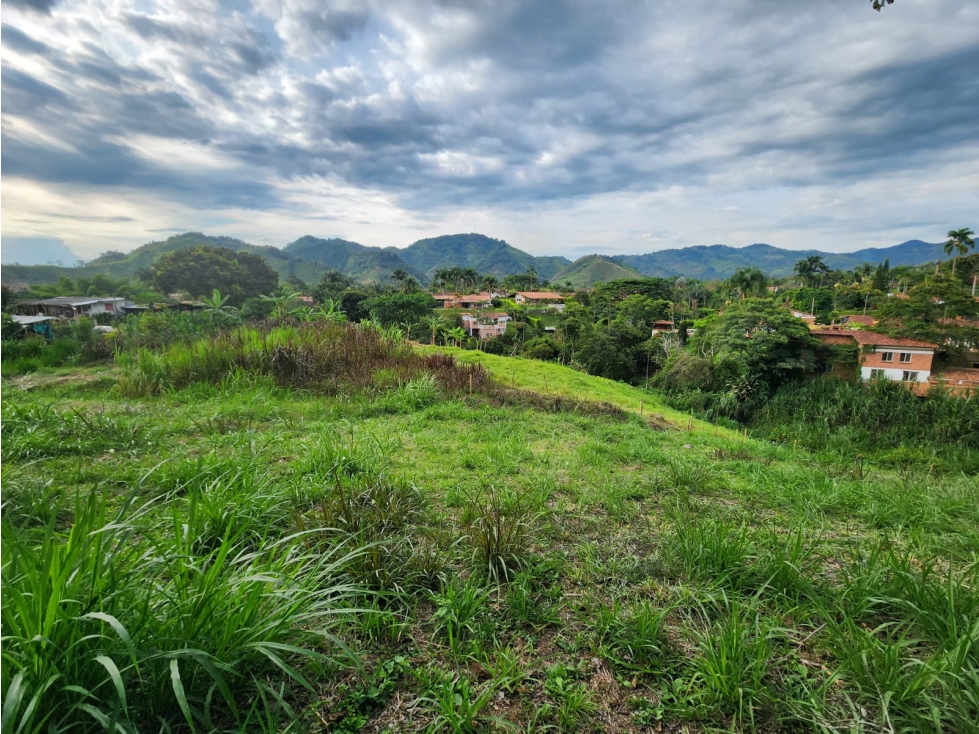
[752,377,979,459]
[1,482,367,732]
[116,322,490,399]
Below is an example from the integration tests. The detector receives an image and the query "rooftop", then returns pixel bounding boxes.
[16,296,127,307]
[811,328,937,349]
[11,314,55,325]
[515,291,564,299]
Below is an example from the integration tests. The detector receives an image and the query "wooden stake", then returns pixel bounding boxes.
[469,372,473,394]
[639,399,644,415]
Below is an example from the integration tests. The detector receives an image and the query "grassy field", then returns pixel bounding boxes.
[2,332,977,733]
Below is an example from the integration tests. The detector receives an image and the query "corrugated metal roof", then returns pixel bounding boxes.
[16,297,125,307]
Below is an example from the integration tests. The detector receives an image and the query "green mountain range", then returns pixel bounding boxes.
[386,233,570,282]
[615,240,947,280]
[552,255,642,287]
[1,231,948,291]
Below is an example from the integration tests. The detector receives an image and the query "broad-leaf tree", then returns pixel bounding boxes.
[143,245,278,306]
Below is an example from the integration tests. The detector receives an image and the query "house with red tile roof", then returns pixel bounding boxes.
[812,328,937,385]
[513,292,564,308]
[431,292,494,309]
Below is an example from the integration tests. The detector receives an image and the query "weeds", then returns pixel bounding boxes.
[464,488,533,583]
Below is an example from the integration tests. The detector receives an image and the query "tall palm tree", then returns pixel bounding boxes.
[728,267,768,299]
[794,256,829,287]
[481,274,499,292]
[432,268,451,294]
[461,268,479,292]
[391,269,419,292]
[944,228,975,275]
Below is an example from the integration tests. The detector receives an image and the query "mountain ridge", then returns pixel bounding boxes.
[1,232,948,290]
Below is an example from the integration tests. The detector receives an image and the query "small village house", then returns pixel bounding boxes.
[461,312,509,338]
[432,292,493,309]
[813,328,936,384]
[513,291,564,309]
[12,297,134,319]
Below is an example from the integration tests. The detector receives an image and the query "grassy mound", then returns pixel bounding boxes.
[2,340,977,732]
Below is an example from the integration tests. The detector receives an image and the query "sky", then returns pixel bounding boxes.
[1,0,977,264]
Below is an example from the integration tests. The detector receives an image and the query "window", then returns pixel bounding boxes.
[823,363,834,373]
[880,351,894,362]
[899,352,911,363]
[902,371,919,382]
[870,369,885,378]
[104,302,114,311]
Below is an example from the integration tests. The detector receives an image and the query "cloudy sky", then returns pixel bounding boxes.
[1,0,977,263]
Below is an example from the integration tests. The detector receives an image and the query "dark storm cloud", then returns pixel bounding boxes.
[124,13,207,45]
[4,0,59,13]
[1,24,51,55]
[1,66,73,113]
[1,0,977,234]
[299,9,369,43]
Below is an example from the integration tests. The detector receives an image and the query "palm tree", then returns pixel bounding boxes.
[944,228,975,275]
[461,268,479,292]
[728,267,767,299]
[421,315,446,346]
[433,268,451,294]
[481,275,499,292]
[794,256,829,287]
[391,269,419,293]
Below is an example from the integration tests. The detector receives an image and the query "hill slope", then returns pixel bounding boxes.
[283,236,424,284]
[391,233,570,282]
[616,240,945,280]
[1,233,332,289]
[552,254,642,287]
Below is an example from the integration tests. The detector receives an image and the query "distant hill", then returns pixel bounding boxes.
[391,233,570,282]
[616,240,946,280]
[552,255,642,287]
[1,231,951,292]
[1,232,332,290]
[283,236,425,284]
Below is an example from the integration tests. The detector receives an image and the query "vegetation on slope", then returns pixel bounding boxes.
[284,236,426,284]
[552,255,642,287]
[2,323,977,732]
[392,234,570,282]
[616,240,946,280]
[1,232,331,289]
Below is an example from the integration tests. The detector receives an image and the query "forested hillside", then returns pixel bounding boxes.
[617,240,945,280]
[553,255,642,287]
[392,233,570,281]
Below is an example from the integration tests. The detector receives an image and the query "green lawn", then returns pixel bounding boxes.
[2,346,976,733]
